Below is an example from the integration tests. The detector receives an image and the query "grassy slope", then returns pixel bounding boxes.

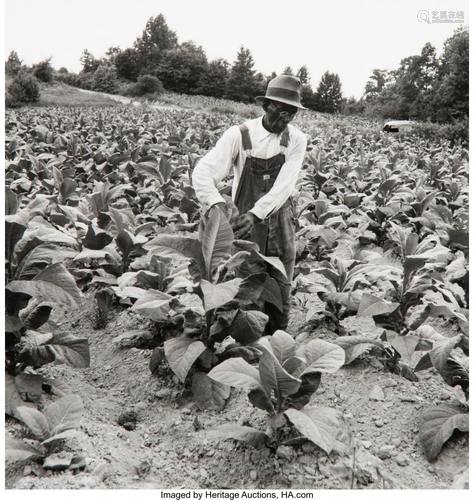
[36,83,122,107]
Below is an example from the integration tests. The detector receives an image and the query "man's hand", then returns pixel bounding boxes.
[232,212,261,240]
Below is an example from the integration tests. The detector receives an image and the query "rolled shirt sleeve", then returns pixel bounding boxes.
[191,125,241,213]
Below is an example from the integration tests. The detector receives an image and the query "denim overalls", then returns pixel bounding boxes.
[234,124,296,333]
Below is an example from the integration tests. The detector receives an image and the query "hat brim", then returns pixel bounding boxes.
[255,95,306,110]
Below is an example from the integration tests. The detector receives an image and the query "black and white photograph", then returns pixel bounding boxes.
[4,0,469,493]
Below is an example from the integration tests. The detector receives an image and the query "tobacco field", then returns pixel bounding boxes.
[4,97,469,490]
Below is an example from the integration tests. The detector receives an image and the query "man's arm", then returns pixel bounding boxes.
[191,126,241,213]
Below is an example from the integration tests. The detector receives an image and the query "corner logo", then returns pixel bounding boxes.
[417,10,465,24]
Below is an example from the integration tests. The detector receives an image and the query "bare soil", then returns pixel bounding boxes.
[5,284,468,491]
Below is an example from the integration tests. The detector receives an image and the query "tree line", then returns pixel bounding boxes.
[5,13,468,125]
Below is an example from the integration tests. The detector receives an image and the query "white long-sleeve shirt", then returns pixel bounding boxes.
[191,116,307,221]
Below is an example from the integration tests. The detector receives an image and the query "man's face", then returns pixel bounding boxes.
[264,100,298,134]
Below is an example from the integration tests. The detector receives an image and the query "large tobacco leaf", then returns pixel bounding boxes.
[5,374,35,419]
[164,338,208,383]
[192,372,230,411]
[5,438,46,461]
[145,234,206,277]
[200,279,241,312]
[7,263,83,308]
[419,404,469,461]
[131,289,172,322]
[44,394,84,436]
[333,335,384,365]
[208,358,263,391]
[259,349,301,398]
[18,331,90,368]
[228,309,268,345]
[296,339,346,375]
[358,293,400,317]
[201,205,234,280]
[16,406,50,442]
[284,407,343,455]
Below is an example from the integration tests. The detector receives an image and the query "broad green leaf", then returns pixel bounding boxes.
[19,331,90,368]
[284,407,342,455]
[192,372,230,411]
[83,224,113,250]
[333,336,384,365]
[14,373,43,403]
[297,339,346,375]
[419,404,469,461]
[357,293,400,317]
[145,234,205,276]
[131,290,172,322]
[228,309,268,345]
[6,220,27,262]
[7,263,83,308]
[429,334,464,374]
[41,429,82,445]
[259,349,301,397]
[5,438,46,461]
[116,229,147,259]
[383,331,420,362]
[203,424,267,448]
[164,338,207,383]
[233,273,267,305]
[248,386,275,414]
[252,250,287,279]
[260,275,283,312]
[208,357,263,391]
[60,178,78,202]
[43,395,84,436]
[16,406,50,442]
[200,279,241,312]
[22,304,52,330]
[5,374,35,419]
[269,330,296,364]
[15,242,78,281]
[5,315,23,332]
[403,257,428,280]
[201,205,234,280]
[5,186,19,215]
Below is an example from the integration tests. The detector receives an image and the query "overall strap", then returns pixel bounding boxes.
[239,124,252,156]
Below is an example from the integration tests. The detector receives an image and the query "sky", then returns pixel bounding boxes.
[3,0,470,99]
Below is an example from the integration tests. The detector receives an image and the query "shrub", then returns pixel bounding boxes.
[121,74,164,97]
[412,119,469,146]
[92,64,119,94]
[6,73,40,107]
[32,57,54,83]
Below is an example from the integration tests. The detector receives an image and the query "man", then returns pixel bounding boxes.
[192,75,307,333]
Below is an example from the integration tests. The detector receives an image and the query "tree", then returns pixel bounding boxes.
[430,27,469,121]
[5,51,23,76]
[155,41,208,94]
[315,71,343,113]
[134,14,178,71]
[282,66,294,75]
[300,84,315,109]
[80,49,101,73]
[364,69,390,102]
[104,46,122,64]
[196,58,230,97]
[32,57,54,83]
[296,65,310,85]
[224,46,258,103]
[115,48,140,81]
[92,64,119,94]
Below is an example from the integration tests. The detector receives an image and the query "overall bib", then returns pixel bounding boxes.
[234,124,296,334]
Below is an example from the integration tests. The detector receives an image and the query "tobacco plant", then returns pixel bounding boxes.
[206,330,349,454]
[414,331,468,461]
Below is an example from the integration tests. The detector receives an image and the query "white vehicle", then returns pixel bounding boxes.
[382,120,415,133]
